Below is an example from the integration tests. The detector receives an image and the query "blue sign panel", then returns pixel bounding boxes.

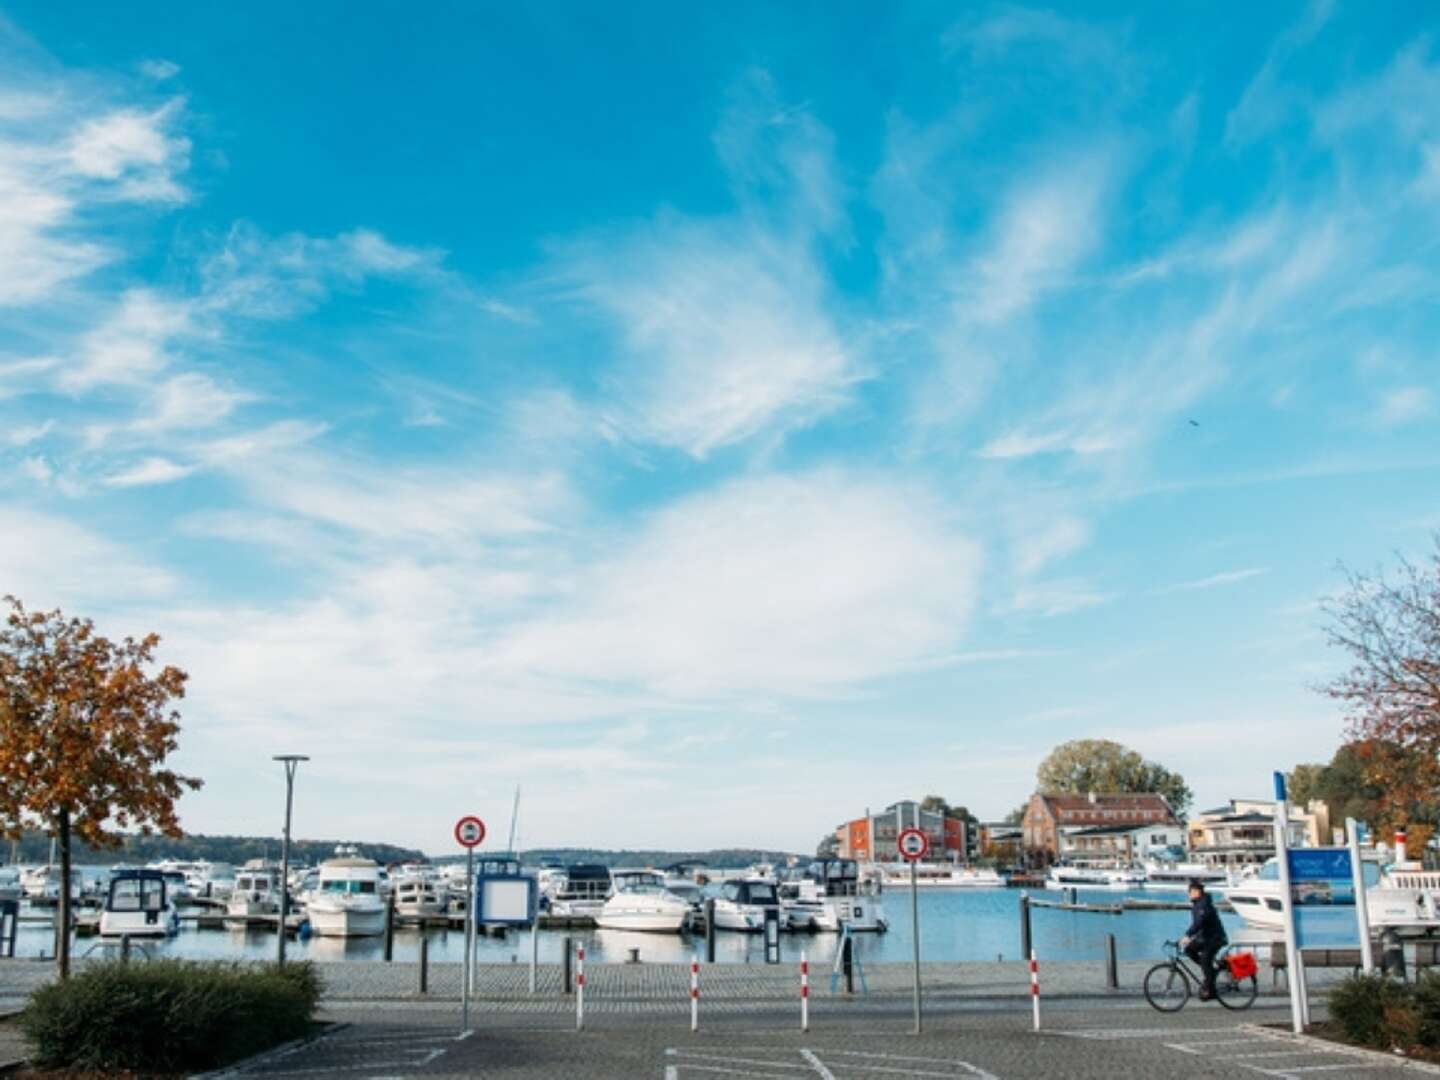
[1287,848,1360,948]
[473,856,539,926]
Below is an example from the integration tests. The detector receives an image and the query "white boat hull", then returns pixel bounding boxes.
[100,909,179,938]
[307,901,386,938]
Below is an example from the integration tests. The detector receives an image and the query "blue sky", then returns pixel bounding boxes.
[2,2,1437,855]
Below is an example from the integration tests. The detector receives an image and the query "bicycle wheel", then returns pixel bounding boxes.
[1144,962,1190,1012]
[1216,969,1258,1010]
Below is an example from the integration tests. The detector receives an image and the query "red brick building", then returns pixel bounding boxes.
[1021,792,1178,862]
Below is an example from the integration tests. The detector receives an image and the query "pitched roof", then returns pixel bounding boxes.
[1039,792,1174,815]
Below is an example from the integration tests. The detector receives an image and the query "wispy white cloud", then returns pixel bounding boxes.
[1374,386,1432,427]
[1152,568,1268,595]
[103,456,195,488]
[65,100,190,202]
[569,221,860,459]
[0,507,177,606]
[1007,579,1112,618]
[490,470,982,698]
[138,59,180,81]
[1224,0,1335,146]
[58,289,193,390]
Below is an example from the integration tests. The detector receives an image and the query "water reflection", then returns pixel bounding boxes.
[14,887,1242,966]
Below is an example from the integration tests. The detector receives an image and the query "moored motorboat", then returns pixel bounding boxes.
[711,877,782,932]
[1222,855,1440,937]
[806,859,888,932]
[306,856,386,937]
[596,870,692,933]
[225,860,283,927]
[546,864,612,919]
[99,868,179,939]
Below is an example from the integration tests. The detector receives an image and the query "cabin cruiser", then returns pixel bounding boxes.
[393,870,448,920]
[184,861,237,900]
[805,859,888,932]
[1045,865,1146,889]
[777,877,827,930]
[1222,856,1440,936]
[596,870,692,933]
[225,860,283,926]
[879,864,1008,888]
[1143,861,1231,890]
[20,865,83,902]
[306,856,386,937]
[99,868,179,938]
[711,877,783,932]
[546,864,613,919]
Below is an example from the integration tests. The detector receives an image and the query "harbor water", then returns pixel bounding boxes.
[13,886,1244,967]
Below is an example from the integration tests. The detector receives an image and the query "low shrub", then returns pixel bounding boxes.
[21,959,321,1073]
[1328,972,1415,1048]
[1413,971,1440,1047]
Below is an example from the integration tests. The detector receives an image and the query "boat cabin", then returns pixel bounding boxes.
[807,858,866,897]
[720,878,779,909]
[557,864,612,900]
[100,869,176,937]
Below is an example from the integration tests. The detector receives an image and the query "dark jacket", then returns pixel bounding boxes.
[1186,892,1227,946]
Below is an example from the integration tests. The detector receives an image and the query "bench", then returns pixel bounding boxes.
[1268,941,1440,985]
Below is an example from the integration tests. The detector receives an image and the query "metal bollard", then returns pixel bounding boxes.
[383,897,395,962]
[1105,933,1118,989]
[800,949,810,1031]
[575,944,586,1031]
[1030,949,1041,1032]
[842,934,855,994]
[120,934,131,965]
[1382,928,1407,980]
[418,934,429,994]
[1019,892,1032,960]
[690,955,699,1032]
[705,899,716,963]
[562,935,573,994]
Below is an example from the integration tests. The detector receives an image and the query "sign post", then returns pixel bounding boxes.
[454,815,486,1034]
[1347,818,1375,973]
[897,827,929,1035]
[1272,775,1308,1032]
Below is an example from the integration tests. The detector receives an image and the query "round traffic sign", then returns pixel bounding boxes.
[454,815,486,848]
[897,827,929,861]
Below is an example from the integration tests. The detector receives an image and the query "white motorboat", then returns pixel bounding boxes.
[880,864,1008,888]
[711,877,782,932]
[1046,865,1145,889]
[777,877,826,930]
[1142,861,1231,890]
[1222,857,1440,936]
[596,870,692,933]
[99,869,179,939]
[186,861,237,901]
[226,860,283,926]
[306,856,386,937]
[393,871,448,920]
[546,864,612,919]
[19,865,82,902]
[805,859,888,932]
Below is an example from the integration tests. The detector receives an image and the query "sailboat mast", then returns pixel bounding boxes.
[506,786,521,856]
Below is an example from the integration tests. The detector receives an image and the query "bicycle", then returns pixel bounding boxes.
[1144,939,1258,1012]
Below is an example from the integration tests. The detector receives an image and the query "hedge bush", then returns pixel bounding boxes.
[21,959,321,1073]
[1327,970,1440,1053]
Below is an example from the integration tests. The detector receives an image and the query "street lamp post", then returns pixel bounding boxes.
[274,755,309,966]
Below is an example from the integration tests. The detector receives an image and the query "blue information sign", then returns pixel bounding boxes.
[474,855,538,927]
[1287,847,1360,948]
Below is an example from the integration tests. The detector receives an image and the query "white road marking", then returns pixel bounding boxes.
[799,1049,837,1080]
[1050,1027,1239,1040]
[665,1049,810,1071]
[670,1067,793,1079]
[827,1049,998,1078]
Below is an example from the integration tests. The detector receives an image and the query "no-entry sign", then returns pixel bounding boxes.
[455,815,486,848]
[897,827,929,861]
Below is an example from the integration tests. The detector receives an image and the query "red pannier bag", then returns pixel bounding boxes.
[1227,952,1258,979]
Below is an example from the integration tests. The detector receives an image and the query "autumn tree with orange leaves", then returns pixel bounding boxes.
[1323,539,1440,854]
[0,597,201,978]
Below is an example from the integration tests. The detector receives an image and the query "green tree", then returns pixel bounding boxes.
[1287,762,1327,805]
[1036,738,1193,816]
[0,597,201,979]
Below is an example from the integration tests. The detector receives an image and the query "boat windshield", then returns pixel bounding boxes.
[110,877,165,912]
[747,884,778,903]
[322,879,377,894]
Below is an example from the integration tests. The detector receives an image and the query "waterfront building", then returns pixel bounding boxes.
[1187,798,1332,866]
[836,801,968,863]
[1058,822,1186,863]
[1021,792,1179,863]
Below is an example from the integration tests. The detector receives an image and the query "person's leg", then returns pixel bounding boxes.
[1199,943,1219,997]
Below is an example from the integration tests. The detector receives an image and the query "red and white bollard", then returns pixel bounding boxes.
[690,955,700,1032]
[1029,948,1040,1032]
[576,944,586,1031]
[800,949,810,1031]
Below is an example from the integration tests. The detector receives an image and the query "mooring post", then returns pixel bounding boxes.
[842,934,855,994]
[383,895,395,962]
[120,934,131,965]
[562,935,573,994]
[1105,932,1118,989]
[418,934,429,995]
[1019,891,1032,960]
[704,899,717,963]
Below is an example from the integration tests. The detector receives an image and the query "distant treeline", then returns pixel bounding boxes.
[497,848,805,870]
[2,831,425,868]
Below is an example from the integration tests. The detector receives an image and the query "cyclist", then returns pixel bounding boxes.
[1180,878,1227,1000]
